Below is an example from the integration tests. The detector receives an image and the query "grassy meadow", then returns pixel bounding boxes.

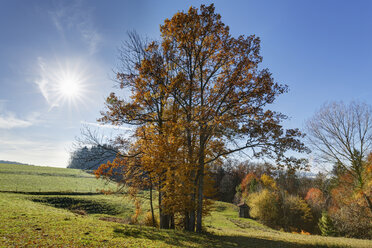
[1,163,372,247]
[0,163,115,192]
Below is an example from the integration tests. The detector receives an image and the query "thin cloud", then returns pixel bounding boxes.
[81,121,133,131]
[0,108,40,129]
[35,58,52,107]
[49,1,102,55]
[0,101,41,129]
[0,114,33,129]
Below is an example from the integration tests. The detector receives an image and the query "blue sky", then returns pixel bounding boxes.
[0,0,371,167]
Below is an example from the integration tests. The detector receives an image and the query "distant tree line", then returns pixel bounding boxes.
[0,160,33,166]
[67,145,117,171]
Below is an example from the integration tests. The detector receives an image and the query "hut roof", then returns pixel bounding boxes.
[237,202,249,208]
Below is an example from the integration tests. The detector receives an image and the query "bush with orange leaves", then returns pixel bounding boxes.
[305,188,325,208]
[327,170,372,239]
[241,173,259,193]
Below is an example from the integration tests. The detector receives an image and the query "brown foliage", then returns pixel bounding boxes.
[305,188,325,209]
[95,4,308,232]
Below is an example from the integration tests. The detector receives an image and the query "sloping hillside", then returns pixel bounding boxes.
[1,163,371,247]
[0,163,115,192]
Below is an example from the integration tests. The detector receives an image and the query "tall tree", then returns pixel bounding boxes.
[98,4,308,232]
[306,101,372,214]
[159,4,308,232]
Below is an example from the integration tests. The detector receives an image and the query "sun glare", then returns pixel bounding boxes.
[46,58,89,109]
[36,57,93,110]
[58,74,81,98]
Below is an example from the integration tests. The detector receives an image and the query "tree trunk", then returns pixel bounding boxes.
[159,187,170,229]
[185,120,196,232]
[160,214,170,229]
[196,143,205,233]
[184,211,190,230]
[184,209,195,231]
[170,214,175,229]
[196,176,204,232]
[363,192,372,215]
[188,209,195,231]
[149,181,155,227]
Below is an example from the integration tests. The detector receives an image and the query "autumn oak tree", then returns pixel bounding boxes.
[96,4,308,232]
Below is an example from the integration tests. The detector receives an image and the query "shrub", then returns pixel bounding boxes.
[143,211,159,227]
[318,211,337,237]
[330,203,372,239]
[281,194,313,232]
[248,189,279,226]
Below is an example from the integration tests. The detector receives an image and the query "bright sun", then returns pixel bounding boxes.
[36,57,89,109]
[53,62,88,107]
[58,74,81,98]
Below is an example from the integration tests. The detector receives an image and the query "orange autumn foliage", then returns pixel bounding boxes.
[95,4,308,232]
[240,173,258,192]
[330,173,356,211]
[305,188,325,207]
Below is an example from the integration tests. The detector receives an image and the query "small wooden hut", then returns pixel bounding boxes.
[237,202,250,218]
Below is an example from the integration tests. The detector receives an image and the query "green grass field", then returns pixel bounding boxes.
[1,163,372,247]
[0,163,115,192]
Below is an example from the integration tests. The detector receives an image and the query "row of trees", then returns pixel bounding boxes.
[305,102,372,238]
[232,156,372,238]
[306,102,372,215]
[228,102,372,238]
[93,4,308,232]
[67,145,116,170]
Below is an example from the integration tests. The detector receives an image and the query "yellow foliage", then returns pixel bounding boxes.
[248,189,279,225]
[143,211,159,227]
[131,198,142,224]
[260,174,277,190]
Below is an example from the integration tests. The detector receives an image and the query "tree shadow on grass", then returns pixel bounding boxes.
[214,204,227,212]
[1,190,103,195]
[32,196,120,215]
[112,225,346,248]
